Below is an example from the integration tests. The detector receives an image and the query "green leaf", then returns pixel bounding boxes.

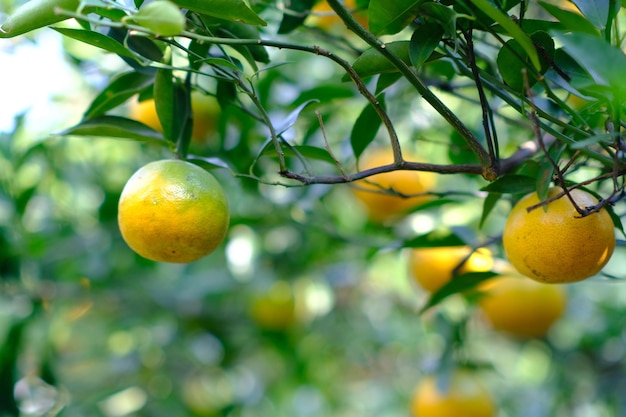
[154,54,177,143]
[84,71,155,119]
[569,134,612,149]
[479,192,501,229]
[52,27,137,58]
[552,32,626,100]
[278,0,316,33]
[469,0,540,70]
[368,0,426,36]
[345,41,411,81]
[536,142,565,201]
[538,1,599,35]
[571,0,611,30]
[125,0,186,36]
[284,145,337,164]
[448,130,480,165]
[214,19,270,68]
[350,96,385,159]
[58,116,170,145]
[480,174,536,195]
[172,0,267,26]
[0,0,79,38]
[402,230,467,248]
[275,100,320,136]
[409,21,444,69]
[375,73,403,94]
[293,85,355,107]
[419,1,458,38]
[420,271,498,313]
[546,48,597,95]
[497,31,554,92]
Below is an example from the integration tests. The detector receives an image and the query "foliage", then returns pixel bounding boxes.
[1,0,626,415]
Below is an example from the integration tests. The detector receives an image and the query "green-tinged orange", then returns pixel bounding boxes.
[249,281,297,331]
[118,159,229,263]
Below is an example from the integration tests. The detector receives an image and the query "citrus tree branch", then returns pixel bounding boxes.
[325,0,497,180]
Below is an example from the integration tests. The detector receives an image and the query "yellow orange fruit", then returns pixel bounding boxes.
[478,275,567,338]
[129,98,162,132]
[118,159,229,263]
[352,148,437,222]
[411,371,495,417]
[409,246,493,293]
[129,91,220,142]
[309,0,368,30]
[503,187,615,283]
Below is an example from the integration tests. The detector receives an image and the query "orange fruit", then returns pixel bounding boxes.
[411,371,495,417]
[409,246,493,293]
[351,148,437,222]
[478,274,567,338]
[118,159,229,263]
[503,187,615,283]
[309,0,368,30]
[249,281,297,331]
[129,91,220,142]
[129,98,162,132]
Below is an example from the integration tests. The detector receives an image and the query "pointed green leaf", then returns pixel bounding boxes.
[368,0,426,36]
[285,145,336,164]
[172,0,266,26]
[420,271,498,313]
[58,116,170,145]
[214,19,270,67]
[497,30,555,92]
[538,1,599,35]
[84,71,155,118]
[409,21,444,69]
[479,192,501,229]
[344,41,411,81]
[469,0,540,70]
[278,0,316,33]
[351,96,385,158]
[375,73,403,94]
[0,0,79,38]
[480,174,536,195]
[52,27,137,58]
[275,100,320,136]
[571,0,610,30]
[126,0,186,36]
[402,230,467,248]
[419,1,458,38]
[154,54,177,143]
[536,142,565,201]
[553,32,626,100]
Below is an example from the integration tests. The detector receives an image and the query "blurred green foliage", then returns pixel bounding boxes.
[1,0,626,416]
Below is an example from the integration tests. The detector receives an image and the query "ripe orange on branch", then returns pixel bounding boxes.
[503,187,615,284]
[351,148,437,222]
[409,246,493,293]
[129,91,221,143]
[118,159,229,263]
[478,274,567,338]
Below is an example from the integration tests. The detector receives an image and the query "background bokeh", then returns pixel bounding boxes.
[2,1,626,416]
